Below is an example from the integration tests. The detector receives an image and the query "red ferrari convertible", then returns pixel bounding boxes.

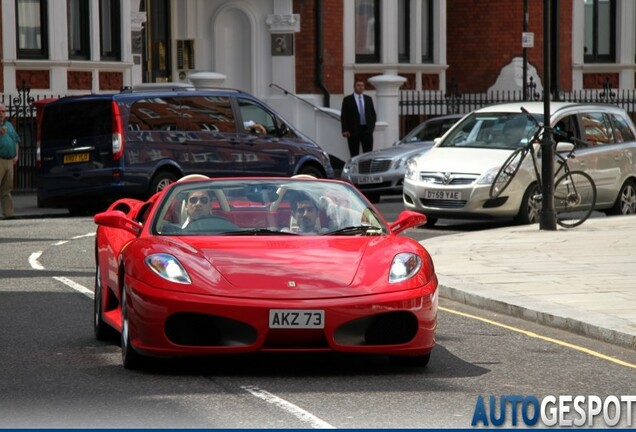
[93,177,438,369]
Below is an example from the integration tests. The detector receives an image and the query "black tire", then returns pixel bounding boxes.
[423,216,438,228]
[605,179,636,216]
[489,147,528,199]
[296,165,324,179]
[70,202,108,216]
[121,286,146,370]
[149,171,178,196]
[94,263,116,341]
[514,182,541,225]
[390,352,431,368]
[364,192,381,203]
[554,170,596,228]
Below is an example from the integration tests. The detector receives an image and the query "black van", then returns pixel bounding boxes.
[37,87,334,214]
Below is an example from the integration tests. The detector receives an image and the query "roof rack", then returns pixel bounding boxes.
[121,82,196,93]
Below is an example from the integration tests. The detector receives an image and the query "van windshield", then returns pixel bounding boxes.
[41,100,112,143]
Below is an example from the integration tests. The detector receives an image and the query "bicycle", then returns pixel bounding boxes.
[489,107,597,228]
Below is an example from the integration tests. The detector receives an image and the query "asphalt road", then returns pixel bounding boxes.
[1,216,635,428]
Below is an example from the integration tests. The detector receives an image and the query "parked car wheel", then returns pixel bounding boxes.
[605,179,636,216]
[514,183,541,225]
[364,192,381,203]
[423,216,438,227]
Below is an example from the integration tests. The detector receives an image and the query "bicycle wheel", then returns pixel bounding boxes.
[489,147,528,199]
[554,170,596,228]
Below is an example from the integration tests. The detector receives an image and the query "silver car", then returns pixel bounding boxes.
[341,114,463,202]
[403,102,636,226]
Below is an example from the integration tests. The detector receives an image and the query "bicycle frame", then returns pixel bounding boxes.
[489,107,597,228]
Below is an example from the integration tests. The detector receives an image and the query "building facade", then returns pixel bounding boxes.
[1,0,635,170]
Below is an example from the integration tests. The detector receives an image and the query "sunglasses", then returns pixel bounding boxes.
[295,206,316,214]
[188,196,209,204]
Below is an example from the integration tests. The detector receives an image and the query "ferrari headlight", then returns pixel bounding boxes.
[389,253,422,283]
[145,253,191,284]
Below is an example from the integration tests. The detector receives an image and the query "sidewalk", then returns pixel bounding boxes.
[6,192,636,350]
[424,215,636,350]
[10,192,68,218]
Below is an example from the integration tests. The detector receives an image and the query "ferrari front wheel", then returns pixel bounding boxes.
[389,352,431,368]
[121,286,146,369]
[94,264,116,341]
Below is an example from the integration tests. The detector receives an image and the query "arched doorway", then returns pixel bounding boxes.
[213,8,253,93]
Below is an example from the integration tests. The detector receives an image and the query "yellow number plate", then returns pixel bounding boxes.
[63,153,90,164]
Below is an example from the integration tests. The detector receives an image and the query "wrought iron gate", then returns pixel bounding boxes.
[3,82,59,192]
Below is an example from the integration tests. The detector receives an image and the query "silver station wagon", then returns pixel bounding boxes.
[403,102,636,226]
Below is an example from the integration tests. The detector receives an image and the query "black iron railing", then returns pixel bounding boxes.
[399,81,636,137]
[2,81,61,191]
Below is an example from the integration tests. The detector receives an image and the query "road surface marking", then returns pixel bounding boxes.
[53,276,94,299]
[241,385,335,429]
[28,251,44,270]
[440,305,636,369]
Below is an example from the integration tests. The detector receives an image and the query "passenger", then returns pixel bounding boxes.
[244,120,267,135]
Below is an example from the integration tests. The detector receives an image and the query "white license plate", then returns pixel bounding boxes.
[358,175,383,184]
[269,309,325,329]
[425,189,462,200]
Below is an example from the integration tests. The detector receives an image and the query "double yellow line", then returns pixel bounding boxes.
[440,306,636,369]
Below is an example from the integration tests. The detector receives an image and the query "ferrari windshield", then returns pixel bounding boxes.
[152,179,386,236]
[439,112,543,150]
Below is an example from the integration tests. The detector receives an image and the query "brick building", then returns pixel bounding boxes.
[1,0,634,174]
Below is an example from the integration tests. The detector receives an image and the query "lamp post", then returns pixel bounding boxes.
[522,0,529,101]
[540,0,556,230]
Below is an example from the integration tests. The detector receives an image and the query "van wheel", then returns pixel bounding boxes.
[297,166,324,179]
[149,172,178,195]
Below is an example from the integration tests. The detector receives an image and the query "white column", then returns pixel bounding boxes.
[381,0,398,64]
[369,74,407,149]
[266,1,299,95]
[130,11,147,87]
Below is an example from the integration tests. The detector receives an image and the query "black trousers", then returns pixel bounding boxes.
[347,127,374,157]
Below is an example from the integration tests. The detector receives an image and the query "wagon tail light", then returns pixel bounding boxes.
[111,101,124,161]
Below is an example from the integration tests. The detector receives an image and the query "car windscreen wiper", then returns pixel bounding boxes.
[324,225,382,236]
[220,228,299,236]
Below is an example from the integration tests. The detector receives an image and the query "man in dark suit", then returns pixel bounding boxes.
[341,80,377,157]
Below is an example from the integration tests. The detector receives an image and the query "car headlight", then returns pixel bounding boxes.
[389,252,422,283]
[393,156,409,170]
[343,160,358,174]
[404,157,419,180]
[145,253,191,284]
[476,166,501,185]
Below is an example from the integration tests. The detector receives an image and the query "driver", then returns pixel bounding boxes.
[182,190,212,228]
[286,191,325,234]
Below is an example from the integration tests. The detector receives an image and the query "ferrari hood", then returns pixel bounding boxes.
[416,147,513,174]
[178,236,395,299]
